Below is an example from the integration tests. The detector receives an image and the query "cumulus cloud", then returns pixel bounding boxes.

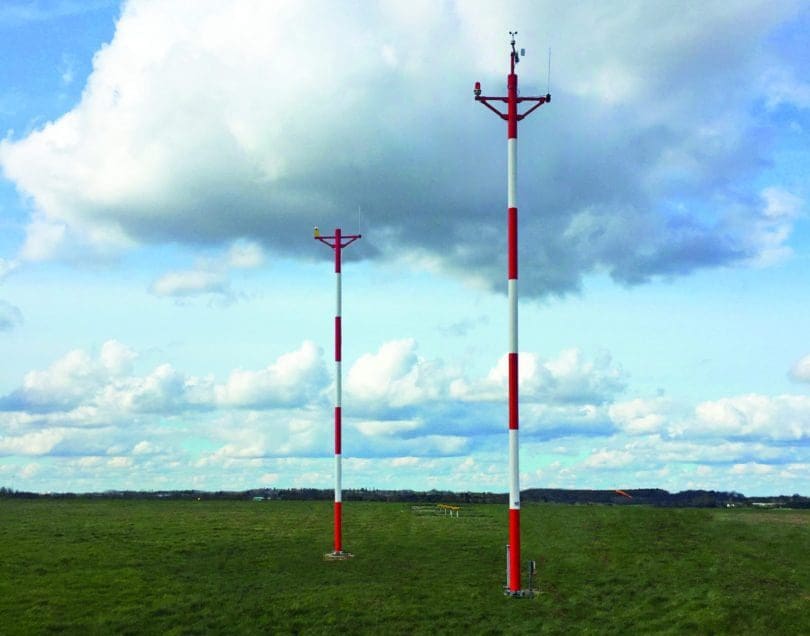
[609,398,673,435]
[1,1,805,295]
[583,449,634,469]
[521,402,615,439]
[354,419,424,438]
[453,348,625,405]
[744,188,804,266]
[0,341,136,412]
[687,394,810,441]
[730,462,775,476]
[339,341,626,446]
[132,440,158,455]
[0,265,23,331]
[537,433,806,492]
[0,429,63,455]
[196,410,329,461]
[98,339,137,375]
[0,338,629,467]
[632,436,795,467]
[762,67,810,110]
[789,353,810,383]
[107,456,133,469]
[607,393,810,443]
[17,218,69,262]
[349,428,470,458]
[0,339,328,419]
[345,339,456,411]
[0,300,23,331]
[149,239,265,300]
[0,340,334,466]
[3,336,810,491]
[603,393,810,443]
[0,257,18,280]
[151,269,228,298]
[215,340,327,408]
[342,341,624,437]
[103,363,214,413]
[0,339,211,419]
[227,240,265,269]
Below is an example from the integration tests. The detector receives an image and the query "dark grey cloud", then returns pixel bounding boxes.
[1,1,806,297]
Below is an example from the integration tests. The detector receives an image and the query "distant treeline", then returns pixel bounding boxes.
[1,485,808,508]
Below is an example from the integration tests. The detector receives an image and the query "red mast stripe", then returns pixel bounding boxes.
[334,501,342,552]
[508,508,521,590]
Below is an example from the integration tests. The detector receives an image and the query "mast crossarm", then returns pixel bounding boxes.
[517,94,551,120]
[316,234,362,249]
[475,96,508,119]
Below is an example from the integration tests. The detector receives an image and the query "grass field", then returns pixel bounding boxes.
[0,499,808,634]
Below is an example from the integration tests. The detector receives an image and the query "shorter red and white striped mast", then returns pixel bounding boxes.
[474,32,550,596]
[315,225,361,558]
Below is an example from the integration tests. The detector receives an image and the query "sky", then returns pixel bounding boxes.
[0,0,809,496]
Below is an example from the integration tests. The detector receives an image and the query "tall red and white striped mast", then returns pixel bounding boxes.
[315,225,361,558]
[474,32,550,596]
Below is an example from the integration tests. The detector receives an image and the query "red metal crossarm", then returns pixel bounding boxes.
[476,96,508,119]
[315,234,361,249]
[518,96,550,120]
[475,95,550,121]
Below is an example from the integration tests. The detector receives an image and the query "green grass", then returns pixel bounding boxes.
[0,499,808,634]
